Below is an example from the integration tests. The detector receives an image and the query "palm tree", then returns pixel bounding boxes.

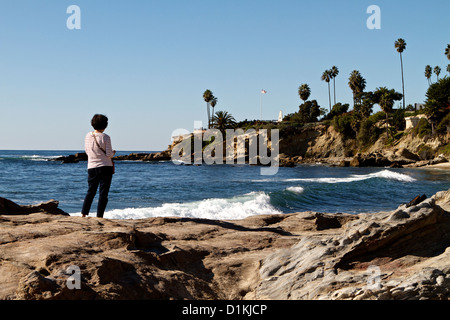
[447,64,450,76]
[445,44,450,60]
[374,87,403,138]
[348,70,366,107]
[434,66,441,81]
[425,65,432,86]
[330,66,339,106]
[298,84,311,103]
[203,90,214,129]
[321,70,332,112]
[211,111,237,136]
[395,38,407,109]
[210,96,218,118]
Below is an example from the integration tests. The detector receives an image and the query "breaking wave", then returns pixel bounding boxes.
[285,186,305,194]
[84,191,282,220]
[255,170,416,184]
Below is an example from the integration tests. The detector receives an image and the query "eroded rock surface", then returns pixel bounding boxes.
[0,190,449,300]
[256,190,450,300]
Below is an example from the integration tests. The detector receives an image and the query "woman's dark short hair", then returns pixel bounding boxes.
[91,114,109,130]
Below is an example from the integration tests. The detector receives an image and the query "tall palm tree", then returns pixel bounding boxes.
[374,87,403,138]
[321,70,332,112]
[348,70,366,107]
[211,111,237,136]
[425,65,432,86]
[330,66,339,106]
[394,38,406,109]
[298,84,311,103]
[210,96,218,118]
[434,66,441,81]
[445,44,450,60]
[203,90,213,129]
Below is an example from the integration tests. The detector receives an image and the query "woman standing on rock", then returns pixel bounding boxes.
[81,114,116,218]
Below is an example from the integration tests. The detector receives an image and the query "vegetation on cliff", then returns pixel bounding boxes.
[200,41,449,162]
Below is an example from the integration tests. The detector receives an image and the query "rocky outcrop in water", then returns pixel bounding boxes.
[0,189,449,300]
[52,153,88,163]
[50,126,449,168]
[0,198,69,216]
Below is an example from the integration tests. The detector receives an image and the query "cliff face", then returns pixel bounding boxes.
[52,124,449,168]
[280,125,355,159]
[1,190,449,300]
[279,125,449,167]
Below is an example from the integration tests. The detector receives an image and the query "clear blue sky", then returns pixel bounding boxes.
[0,0,449,151]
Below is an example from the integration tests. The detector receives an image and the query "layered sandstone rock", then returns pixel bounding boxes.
[0,190,449,300]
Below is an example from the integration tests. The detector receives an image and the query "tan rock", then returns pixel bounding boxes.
[0,189,449,300]
[256,194,450,300]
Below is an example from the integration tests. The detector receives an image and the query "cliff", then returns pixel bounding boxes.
[1,189,449,300]
[52,124,450,168]
[279,124,450,168]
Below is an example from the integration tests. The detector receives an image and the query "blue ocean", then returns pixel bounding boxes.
[0,150,449,220]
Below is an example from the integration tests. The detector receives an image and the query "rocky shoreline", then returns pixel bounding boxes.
[52,148,449,170]
[1,188,449,300]
[51,125,450,169]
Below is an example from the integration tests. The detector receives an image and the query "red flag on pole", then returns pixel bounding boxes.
[261,90,267,94]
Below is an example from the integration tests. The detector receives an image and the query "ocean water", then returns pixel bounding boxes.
[0,150,449,220]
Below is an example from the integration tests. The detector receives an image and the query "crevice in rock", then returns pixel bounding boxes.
[336,209,450,271]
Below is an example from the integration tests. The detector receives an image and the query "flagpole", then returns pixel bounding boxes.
[260,92,262,121]
[260,89,266,121]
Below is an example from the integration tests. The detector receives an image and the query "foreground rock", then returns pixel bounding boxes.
[257,190,450,300]
[0,189,449,300]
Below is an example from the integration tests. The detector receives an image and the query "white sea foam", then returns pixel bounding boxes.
[21,154,63,161]
[255,170,415,184]
[286,186,305,194]
[77,191,282,220]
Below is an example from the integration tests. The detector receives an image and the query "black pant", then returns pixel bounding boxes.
[81,166,114,218]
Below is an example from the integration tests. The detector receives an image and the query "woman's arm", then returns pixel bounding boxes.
[104,135,116,158]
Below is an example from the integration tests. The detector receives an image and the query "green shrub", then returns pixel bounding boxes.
[439,143,450,156]
[424,77,450,124]
[413,118,432,138]
[437,112,450,133]
[323,103,349,121]
[357,115,383,149]
[332,114,354,139]
[368,111,386,124]
[417,144,434,160]
[391,109,406,131]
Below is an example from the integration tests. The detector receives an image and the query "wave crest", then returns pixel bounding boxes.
[257,170,415,184]
[96,192,281,220]
[286,186,305,194]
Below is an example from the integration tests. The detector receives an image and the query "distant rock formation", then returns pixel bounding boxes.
[113,150,172,162]
[0,189,449,300]
[51,153,88,164]
[50,126,449,168]
[0,198,69,216]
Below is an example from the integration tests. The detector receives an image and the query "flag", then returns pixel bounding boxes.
[261,90,267,94]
